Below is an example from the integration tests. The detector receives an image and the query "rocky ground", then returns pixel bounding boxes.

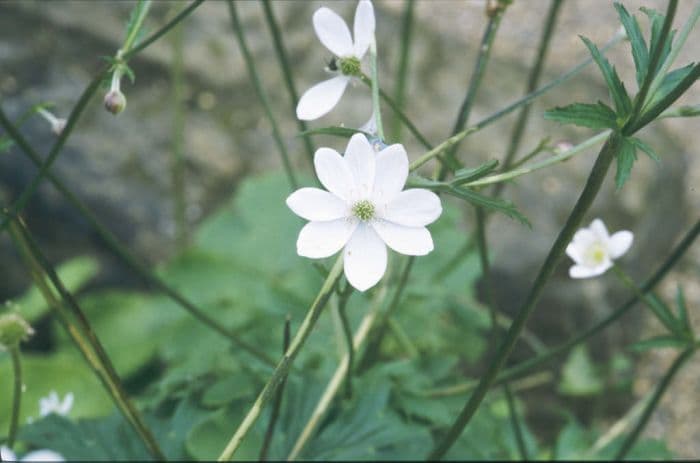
[0,0,697,457]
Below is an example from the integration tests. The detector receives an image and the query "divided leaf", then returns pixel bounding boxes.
[640,7,675,78]
[614,136,637,189]
[580,36,633,117]
[544,102,618,129]
[628,136,659,163]
[614,2,649,86]
[629,335,687,352]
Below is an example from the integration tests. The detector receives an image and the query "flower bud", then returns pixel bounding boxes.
[0,312,34,350]
[51,118,67,136]
[104,89,127,115]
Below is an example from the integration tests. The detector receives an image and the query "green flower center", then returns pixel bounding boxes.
[352,200,375,221]
[338,56,361,77]
[585,243,608,266]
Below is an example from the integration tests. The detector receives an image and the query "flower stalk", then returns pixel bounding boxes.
[7,347,22,449]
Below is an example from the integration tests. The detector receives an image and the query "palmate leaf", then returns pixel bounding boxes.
[544,101,618,129]
[646,63,696,109]
[580,36,633,117]
[628,136,659,163]
[614,2,649,87]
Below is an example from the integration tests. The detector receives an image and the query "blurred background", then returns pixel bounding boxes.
[0,0,698,457]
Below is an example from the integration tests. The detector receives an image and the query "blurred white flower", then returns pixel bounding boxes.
[0,446,64,462]
[36,108,66,136]
[566,218,633,279]
[39,391,74,417]
[296,0,375,120]
[287,133,442,291]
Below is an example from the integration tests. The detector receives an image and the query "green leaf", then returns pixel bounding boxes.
[660,104,700,119]
[628,136,660,163]
[580,36,633,116]
[614,136,638,189]
[544,101,618,129]
[646,63,696,109]
[0,137,14,153]
[554,418,592,460]
[674,285,691,334]
[558,345,604,396]
[614,2,649,86]
[643,292,684,336]
[298,127,369,138]
[641,7,675,78]
[629,334,688,352]
[451,159,500,185]
[447,186,530,226]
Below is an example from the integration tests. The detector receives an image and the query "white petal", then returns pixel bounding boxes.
[565,242,584,265]
[287,188,348,221]
[608,230,633,259]
[372,220,433,256]
[1,446,18,462]
[383,189,442,226]
[296,76,350,121]
[372,144,408,205]
[343,223,387,291]
[358,108,377,135]
[569,262,611,279]
[20,450,64,462]
[297,219,357,259]
[313,7,354,57]
[344,134,376,199]
[61,393,74,414]
[589,218,610,241]
[353,0,375,58]
[314,147,354,200]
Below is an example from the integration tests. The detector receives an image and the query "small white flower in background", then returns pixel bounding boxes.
[287,133,442,291]
[0,446,64,462]
[566,218,633,279]
[36,108,67,136]
[39,391,74,417]
[296,0,375,121]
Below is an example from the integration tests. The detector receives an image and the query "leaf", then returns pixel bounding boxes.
[554,418,592,460]
[640,7,675,78]
[629,335,687,352]
[298,126,369,138]
[558,345,604,396]
[447,186,530,226]
[642,292,684,336]
[580,36,633,116]
[0,137,14,153]
[628,136,659,163]
[451,159,500,185]
[646,63,696,109]
[544,102,618,129]
[660,104,700,119]
[614,2,649,86]
[674,285,691,334]
[614,136,638,190]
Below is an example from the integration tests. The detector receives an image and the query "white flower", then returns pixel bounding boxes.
[296,0,375,121]
[287,133,442,291]
[566,218,633,279]
[0,446,64,462]
[39,391,74,417]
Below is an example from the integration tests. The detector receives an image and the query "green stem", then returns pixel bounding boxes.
[7,347,22,448]
[428,133,620,460]
[391,0,415,142]
[8,217,166,461]
[170,16,188,247]
[261,0,315,167]
[441,10,504,178]
[614,347,694,460]
[337,287,354,399]
[422,217,700,398]
[259,316,291,461]
[217,257,344,461]
[464,131,610,187]
[0,0,205,235]
[227,0,297,190]
[0,108,276,367]
[370,42,385,141]
[503,383,528,461]
[123,0,205,60]
[501,0,563,172]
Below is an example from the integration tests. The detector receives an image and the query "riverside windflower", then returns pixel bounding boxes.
[566,218,633,279]
[296,0,375,121]
[39,391,74,417]
[287,133,442,291]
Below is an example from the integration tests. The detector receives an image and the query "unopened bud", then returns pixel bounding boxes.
[0,312,34,350]
[104,89,127,115]
[37,108,67,136]
[554,141,574,154]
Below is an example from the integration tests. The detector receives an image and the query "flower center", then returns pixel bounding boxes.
[338,56,361,77]
[584,242,608,266]
[351,200,375,221]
